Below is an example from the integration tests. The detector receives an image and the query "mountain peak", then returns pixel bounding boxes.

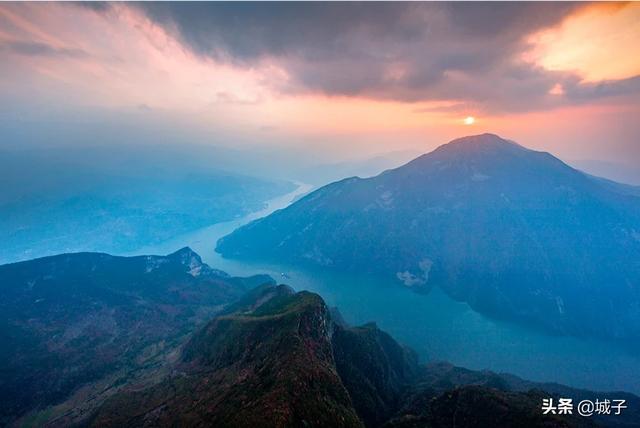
[169,246,197,257]
[96,284,364,428]
[399,132,539,174]
[167,247,210,277]
[436,133,525,154]
[168,246,201,263]
[451,132,510,143]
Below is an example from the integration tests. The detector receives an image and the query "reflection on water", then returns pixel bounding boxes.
[128,182,640,394]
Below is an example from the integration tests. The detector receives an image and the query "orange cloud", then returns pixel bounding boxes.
[529,2,640,82]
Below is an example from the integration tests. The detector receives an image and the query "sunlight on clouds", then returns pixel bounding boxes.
[548,83,565,96]
[0,3,270,114]
[529,3,640,82]
[1,2,639,163]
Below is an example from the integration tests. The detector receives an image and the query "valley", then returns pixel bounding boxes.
[134,174,640,395]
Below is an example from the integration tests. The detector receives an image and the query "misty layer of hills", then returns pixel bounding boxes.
[0,145,294,264]
[0,140,417,265]
[2,250,638,427]
[217,134,640,342]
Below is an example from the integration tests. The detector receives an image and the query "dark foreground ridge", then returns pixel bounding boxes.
[216,133,640,341]
[90,284,639,428]
[0,248,273,426]
[3,250,638,427]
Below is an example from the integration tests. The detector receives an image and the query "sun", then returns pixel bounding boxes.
[463,116,475,125]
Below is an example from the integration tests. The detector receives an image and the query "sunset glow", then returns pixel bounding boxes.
[0,2,639,164]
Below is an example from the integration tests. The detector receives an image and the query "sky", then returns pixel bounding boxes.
[1,2,639,168]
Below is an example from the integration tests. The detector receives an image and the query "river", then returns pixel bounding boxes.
[128,183,640,395]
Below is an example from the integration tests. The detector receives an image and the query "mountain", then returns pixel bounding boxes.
[216,133,640,341]
[0,146,294,264]
[0,248,273,426]
[90,284,364,428]
[91,283,634,428]
[332,321,419,427]
[300,150,422,186]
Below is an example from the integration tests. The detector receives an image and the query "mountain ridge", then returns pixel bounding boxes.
[91,283,635,427]
[216,133,640,341]
[90,284,363,428]
[0,249,274,426]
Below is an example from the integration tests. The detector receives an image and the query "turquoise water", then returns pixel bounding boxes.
[128,184,640,394]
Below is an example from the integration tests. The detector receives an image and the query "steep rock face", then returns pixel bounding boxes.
[0,248,272,426]
[332,323,419,427]
[216,134,640,340]
[90,285,363,428]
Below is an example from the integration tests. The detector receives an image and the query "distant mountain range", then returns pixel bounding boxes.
[0,146,294,264]
[300,150,421,186]
[217,133,640,341]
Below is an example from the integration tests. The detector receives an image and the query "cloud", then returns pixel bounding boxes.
[212,91,262,106]
[131,2,640,112]
[0,40,88,58]
[565,75,640,101]
[74,1,112,13]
